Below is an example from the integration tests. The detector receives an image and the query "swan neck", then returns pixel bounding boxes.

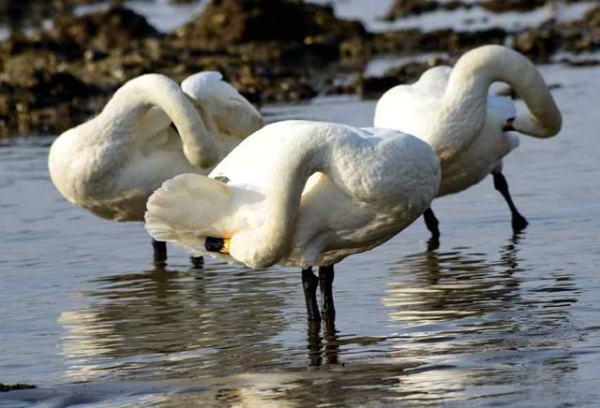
[102,74,218,168]
[442,45,560,146]
[253,136,324,268]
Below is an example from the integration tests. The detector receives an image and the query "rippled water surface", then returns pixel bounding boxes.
[1,39,600,408]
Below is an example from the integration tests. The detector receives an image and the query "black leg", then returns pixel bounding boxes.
[190,256,204,269]
[302,267,320,321]
[152,239,167,265]
[423,208,440,239]
[423,207,440,251]
[493,172,528,231]
[323,315,339,365]
[306,319,323,367]
[318,265,336,321]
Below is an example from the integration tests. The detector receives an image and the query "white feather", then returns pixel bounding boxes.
[48,72,263,222]
[375,45,561,197]
[145,120,441,269]
[182,71,263,139]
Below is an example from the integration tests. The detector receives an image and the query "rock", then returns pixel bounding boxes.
[557,5,600,53]
[358,58,449,99]
[173,0,366,48]
[52,6,160,51]
[480,0,547,13]
[0,383,36,392]
[373,27,507,56]
[514,24,560,62]
[383,0,467,21]
[30,72,99,107]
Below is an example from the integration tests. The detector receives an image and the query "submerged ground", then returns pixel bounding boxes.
[1,1,600,407]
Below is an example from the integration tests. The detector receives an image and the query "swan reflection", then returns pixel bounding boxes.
[59,263,292,382]
[383,234,579,403]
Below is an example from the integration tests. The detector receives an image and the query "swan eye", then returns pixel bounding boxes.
[503,118,515,132]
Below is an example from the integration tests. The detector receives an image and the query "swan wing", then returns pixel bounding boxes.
[182,72,263,139]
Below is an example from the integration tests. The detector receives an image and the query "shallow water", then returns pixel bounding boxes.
[1,62,600,406]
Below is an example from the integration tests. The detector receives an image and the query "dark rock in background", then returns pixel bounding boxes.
[0,0,598,137]
[383,0,467,20]
[174,0,365,47]
[480,0,547,13]
[51,6,161,51]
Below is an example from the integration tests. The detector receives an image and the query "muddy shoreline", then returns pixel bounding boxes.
[0,0,598,137]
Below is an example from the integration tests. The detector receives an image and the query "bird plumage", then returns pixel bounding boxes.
[48,72,263,222]
[374,45,561,197]
[145,120,441,269]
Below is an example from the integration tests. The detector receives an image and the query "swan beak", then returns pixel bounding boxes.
[503,118,515,132]
[205,237,231,254]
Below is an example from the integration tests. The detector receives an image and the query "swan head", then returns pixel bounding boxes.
[503,118,515,132]
[511,111,562,138]
[205,237,231,254]
[181,71,224,100]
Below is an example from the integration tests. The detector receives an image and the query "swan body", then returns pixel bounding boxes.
[48,72,263,222]
[374,45,561,197]
[145,120,440,269]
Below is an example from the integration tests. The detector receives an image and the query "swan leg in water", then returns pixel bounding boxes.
[152,239,204,268]
[152,239,167,265]
[319,265,336,321]
[302,265,336,321]
[190,255,204,269]
[492,171,529,231]
[423,208,441,240]
[303,268,320,321]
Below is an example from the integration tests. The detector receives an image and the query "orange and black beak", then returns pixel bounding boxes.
[205,237,231,254]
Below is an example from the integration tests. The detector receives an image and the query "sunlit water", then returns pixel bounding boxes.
[1,62,599,406]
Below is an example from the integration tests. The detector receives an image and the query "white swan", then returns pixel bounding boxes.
[374,45,562,239]
[145,120,440,320]
[48,72,263,261]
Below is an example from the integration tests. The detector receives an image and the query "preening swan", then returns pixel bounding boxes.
[145,120,440,320]
[48,72,263,262]
[374,45,561,240]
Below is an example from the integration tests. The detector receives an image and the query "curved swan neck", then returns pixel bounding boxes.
[250,125,392,269]
[102,74,219,168]
[252,134,324,268]
[438,45,561,161]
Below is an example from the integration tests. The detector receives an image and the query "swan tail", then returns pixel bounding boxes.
[145,174,232,255]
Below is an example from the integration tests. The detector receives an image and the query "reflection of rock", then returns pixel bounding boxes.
[59,266,290,382]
